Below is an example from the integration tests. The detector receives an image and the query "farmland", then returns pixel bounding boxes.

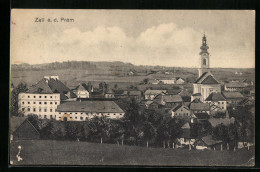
[10,140,254,166]
[10,61,255,91]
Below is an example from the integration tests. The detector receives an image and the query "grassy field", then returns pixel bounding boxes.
[11,67,254,90]
[10,140,254,166]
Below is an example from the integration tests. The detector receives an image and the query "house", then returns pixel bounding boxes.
[91,88,105,98]
[104,89,115,99]
[189,99,210,114]
[153,94,183,108]
[144,90,167,100]
[178,89,192,102]
[177,122,196,147]
[205,92,227,110]
[224,82,246,92]
[195,135,223,150]
[221,92,245,106]
[148,79,160,85]
[144,100,160,109]
[18,76,77,119]
[194,112,209,121]
[10,116,40,141]
[159,79,176,85]
[208,117,235,128]
[238,98,254,107]
[73,82,92,98]
[242,79,254,86]
[191,93,202,102]
[170,104,194,119]
[175,77,185,84]
[209,104,225,116]
[56,101,125,121]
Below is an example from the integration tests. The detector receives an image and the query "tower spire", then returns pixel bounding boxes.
[198,34,210,77]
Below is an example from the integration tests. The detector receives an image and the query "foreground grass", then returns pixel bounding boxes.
[10,140,254,166]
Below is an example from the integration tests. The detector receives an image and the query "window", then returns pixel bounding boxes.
[222,107,224,109]
[59,113,61,114]
[70,113,72,114]
[44,108,47,112]
[44,115,47,119]
[50,115,52,119]
[22,108,25,111]
[33,108,36,112]
[55,102,57,105]
[44,102,47,104]
[50,96,52,98]
[70,117,72,119]
[39,102,42,104]
[59,117,61,118]
[50,109,53,112]
[81,113,83,114]
[203,58,207,65]
[34,96,36,98]
[39,108,42,112]
[33,102,36,104]
[28,96,30,98]
[39,96,42,98]
[75,113,77,114]
[75,117,77,119]
[222,102,224,104]
[22,102,24,104]
[218,102,220,104]
[28,108,30,112]
[80,117,83,120]
[50,102,53,104]
[28,102,30,104]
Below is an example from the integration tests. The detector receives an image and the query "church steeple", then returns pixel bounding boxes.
[198,34,210,77]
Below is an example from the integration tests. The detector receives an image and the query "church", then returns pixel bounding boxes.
[192,34,221,102]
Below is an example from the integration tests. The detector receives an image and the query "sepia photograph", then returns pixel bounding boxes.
[10,9,255,166]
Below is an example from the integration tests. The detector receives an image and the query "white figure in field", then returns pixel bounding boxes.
[16,145,23,162]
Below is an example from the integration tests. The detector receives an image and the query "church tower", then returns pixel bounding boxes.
[198,34,210,77]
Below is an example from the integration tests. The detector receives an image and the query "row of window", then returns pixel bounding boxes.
[58,112,123,116]
[176,113,190,116]
[38,115,56,119]
[22,101,58,105]
[22,107,54,112]
[22,95,58,99]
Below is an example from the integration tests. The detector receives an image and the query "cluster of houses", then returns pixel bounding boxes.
[148,77,185,85]
[12,34,254,150]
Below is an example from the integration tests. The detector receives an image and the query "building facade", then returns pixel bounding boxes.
[56,101,125,121]
[18,76,76,119]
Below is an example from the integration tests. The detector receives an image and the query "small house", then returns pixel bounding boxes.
[195,135,223,150]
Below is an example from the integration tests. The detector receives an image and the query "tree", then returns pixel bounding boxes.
[11,82,28,116]
[142,78,149,85]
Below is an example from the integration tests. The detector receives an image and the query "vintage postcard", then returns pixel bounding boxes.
[10,9,255,166]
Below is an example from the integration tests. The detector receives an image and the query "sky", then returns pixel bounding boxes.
[11,10,255,68]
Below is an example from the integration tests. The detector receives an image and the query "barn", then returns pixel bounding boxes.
[10,116,40,140]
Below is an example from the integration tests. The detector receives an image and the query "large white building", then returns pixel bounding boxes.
[56,101,125,121]
[192,35,221,102]
[18,76,77,119]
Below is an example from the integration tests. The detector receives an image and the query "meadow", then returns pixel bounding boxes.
[10,140,254,166]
